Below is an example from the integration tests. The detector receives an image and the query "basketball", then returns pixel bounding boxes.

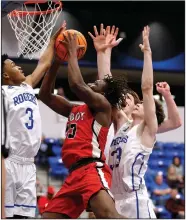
[55,29,87,62]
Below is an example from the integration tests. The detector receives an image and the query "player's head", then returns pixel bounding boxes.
[88,74,128,108]
[121,89,141,114]
[2,54,26,85]
[132,99,165,125]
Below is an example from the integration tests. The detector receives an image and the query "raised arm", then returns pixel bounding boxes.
[156,82,182,133]
[39,59,74,117]
[88,24,123,80]
[25,21,66,88]
[140,26,158,136]
[62,32,110,113]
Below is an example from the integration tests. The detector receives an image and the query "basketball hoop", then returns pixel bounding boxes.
[7,1,62,59]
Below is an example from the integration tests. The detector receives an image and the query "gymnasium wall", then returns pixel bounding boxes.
[38,100,184,142]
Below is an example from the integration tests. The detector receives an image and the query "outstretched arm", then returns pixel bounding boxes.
[156,82,182,133]
[88,24,123,80]
[39,59,74,117]
[89,24,125,132]
[25,21,66,88]
[140,26,158,139]
[62,32,110,113]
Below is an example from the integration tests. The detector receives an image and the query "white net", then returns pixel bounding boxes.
[7,1,62,60]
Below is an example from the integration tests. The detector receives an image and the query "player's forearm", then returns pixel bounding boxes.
[163,92,182,127]
[97,50,112,80]
[141,51,153,91]
[68,53,86,89]
[27,41,56,88]
[39,40,56,67]
[39,60,60,101]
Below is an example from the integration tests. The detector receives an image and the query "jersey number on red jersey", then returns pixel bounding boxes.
[66,123,77,139]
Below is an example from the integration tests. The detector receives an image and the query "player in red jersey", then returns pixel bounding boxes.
[39,32,128,219]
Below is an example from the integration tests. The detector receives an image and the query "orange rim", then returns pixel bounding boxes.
[9,0,62,16]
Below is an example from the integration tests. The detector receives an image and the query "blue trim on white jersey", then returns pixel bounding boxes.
[5,205,14,208]
[14,204,36,208]
[131,153,145,191]
[135,191,139,218]
[147,200,151,218]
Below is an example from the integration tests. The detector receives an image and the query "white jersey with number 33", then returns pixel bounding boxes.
[2,83,41,158]
[108,121,153,194]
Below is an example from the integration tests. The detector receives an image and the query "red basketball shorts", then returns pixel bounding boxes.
[43,162,113,218]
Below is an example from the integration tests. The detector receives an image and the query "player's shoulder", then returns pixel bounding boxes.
[2,85,13,90]
[22,82,34,89]
[2,85,15,97]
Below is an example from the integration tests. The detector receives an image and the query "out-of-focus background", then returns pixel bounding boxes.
[2,1,185,218]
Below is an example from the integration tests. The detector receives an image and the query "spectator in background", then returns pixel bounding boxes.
[165,188,185,219]
[36,177,44,196]
[172,156,184,180]
[151,172,171,206]
[167,165,183,189]
[35,134,48,167]
[38,186,55,215]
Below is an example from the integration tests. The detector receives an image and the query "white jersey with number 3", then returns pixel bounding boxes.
[109,121,153,193]
[108,121,156,218]
[2,83,41,158]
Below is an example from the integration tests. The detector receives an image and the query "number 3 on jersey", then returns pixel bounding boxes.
[66,123,77,138]
[25,108,34,129]
[110,147,122,170]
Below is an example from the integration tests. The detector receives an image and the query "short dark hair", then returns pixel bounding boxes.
[154,99,165,125]
[103,74,128,109]
[2,54,9,75]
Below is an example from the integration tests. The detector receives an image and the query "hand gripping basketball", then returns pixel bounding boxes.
[62,32,85,54]
[55,29,87,61]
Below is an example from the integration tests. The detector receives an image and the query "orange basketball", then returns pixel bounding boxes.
[55,29,87,62]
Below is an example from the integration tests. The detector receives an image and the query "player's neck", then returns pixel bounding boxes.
[3,80,22,86]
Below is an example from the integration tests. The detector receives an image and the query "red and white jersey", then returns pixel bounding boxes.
[62,104,109,168]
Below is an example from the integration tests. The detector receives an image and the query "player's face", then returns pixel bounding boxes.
[132,102,144,119]
[122,93,136,114]
[3,59,26,84]
[87,80,107,94]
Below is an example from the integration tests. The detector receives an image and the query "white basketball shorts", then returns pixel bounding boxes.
[114,189,157,219]
[5,157,36,218]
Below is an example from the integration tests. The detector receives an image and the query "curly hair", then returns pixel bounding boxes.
[2,54,9,76]
[103,74,129,109]
[154,99,165,125]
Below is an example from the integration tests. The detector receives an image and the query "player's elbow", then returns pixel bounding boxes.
[174,118,182,128]
[168,118,182,129]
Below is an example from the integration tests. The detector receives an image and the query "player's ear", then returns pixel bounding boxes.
[3,72,9,79]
